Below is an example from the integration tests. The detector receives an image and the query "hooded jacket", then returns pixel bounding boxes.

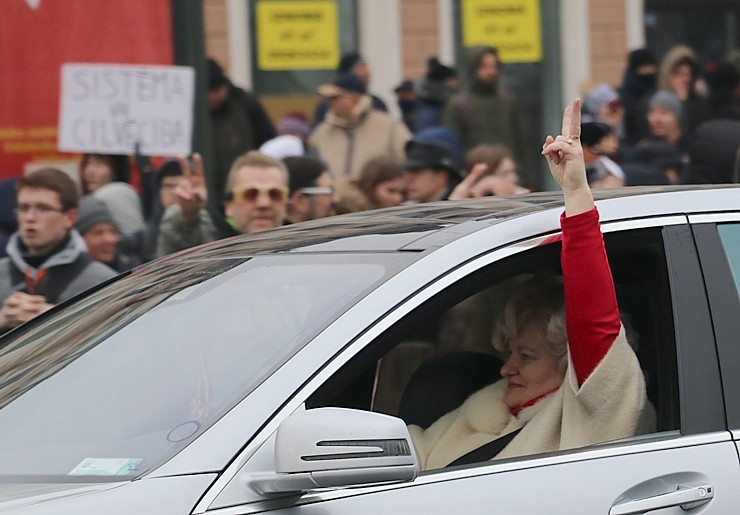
[414,78,458,133]
[441,46,525,171]
[0,230,116,305]
[657,45,712,134]
[309,95,411,188]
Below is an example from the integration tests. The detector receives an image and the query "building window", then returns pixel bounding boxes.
[248,0,359,95]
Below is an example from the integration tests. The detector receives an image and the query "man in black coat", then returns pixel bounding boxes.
[207,58,276,204]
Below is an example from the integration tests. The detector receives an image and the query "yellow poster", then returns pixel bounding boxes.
[256,1,339,70]
[462,0,542,63]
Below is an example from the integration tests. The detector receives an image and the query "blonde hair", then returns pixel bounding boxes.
[492,275,568,369]
[226,151,288,193]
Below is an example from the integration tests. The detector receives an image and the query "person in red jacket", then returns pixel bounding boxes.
[409,99,654,471]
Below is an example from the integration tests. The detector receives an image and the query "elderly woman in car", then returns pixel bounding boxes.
[409,99,656,471]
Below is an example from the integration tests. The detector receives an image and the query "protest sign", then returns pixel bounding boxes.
[58,64,194,156]
[0,0,173,179]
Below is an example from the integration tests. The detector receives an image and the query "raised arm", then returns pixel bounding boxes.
[541,99,593,216]
[542,99,621,385]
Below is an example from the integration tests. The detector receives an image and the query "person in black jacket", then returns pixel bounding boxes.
[207,58,276,204]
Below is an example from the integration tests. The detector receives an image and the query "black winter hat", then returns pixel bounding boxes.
[207,58,229,90]
[627,48,656,72]
[338,52,363,73]
[580,122,613,147]
[317,73,367,97]
[426,57,457,81]
[403,140,461,179]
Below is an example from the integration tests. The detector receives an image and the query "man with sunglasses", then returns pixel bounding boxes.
[157,151,290,257]
[0,168,116,333]
[283,156,340,224]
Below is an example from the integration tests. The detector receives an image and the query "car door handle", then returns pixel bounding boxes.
[609,484,714,514]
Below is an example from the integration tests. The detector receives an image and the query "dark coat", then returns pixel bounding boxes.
[210,84,276,204]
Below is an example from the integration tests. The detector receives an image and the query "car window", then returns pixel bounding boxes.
[309,227,680,470]
[0,254,404,481]
[717,223,740,295]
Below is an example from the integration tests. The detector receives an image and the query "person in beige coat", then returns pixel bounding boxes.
[409,99,655,471]
[309,74,410,196]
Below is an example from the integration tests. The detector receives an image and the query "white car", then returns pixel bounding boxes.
[1,185,739,514]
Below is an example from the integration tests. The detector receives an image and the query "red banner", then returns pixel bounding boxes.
[0,0,173,179]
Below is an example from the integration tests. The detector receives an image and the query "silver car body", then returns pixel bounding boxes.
[1,186,740,514]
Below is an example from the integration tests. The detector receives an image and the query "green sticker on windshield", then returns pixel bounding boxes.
[69,457,143,476]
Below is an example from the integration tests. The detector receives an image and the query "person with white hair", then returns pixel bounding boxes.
[409,99,654,471]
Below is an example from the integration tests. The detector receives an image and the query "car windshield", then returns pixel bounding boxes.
[0,253,401,481]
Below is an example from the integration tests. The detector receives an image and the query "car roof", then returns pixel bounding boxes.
[166,185,740,259]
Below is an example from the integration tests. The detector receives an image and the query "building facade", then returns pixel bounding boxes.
[201,0,738,188]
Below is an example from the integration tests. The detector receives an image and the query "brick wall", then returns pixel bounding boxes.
[588,0,627,89]
[203,0,230,72]
[400,0,441,80]
[202,0,632,96]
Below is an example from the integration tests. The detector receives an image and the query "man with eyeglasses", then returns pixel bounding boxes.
[157,151,290,257]
[0,168,116,333]
[283,156,339,224]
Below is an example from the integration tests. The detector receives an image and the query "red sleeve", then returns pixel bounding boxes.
[560,207,621,386]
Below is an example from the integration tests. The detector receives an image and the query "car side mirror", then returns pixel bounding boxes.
[246,407,419,495]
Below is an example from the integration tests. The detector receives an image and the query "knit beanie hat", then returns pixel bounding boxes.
[76,196,117,235]
[628,48,656,72]
[92,182,145,236]
[649,90,682,118]
[583,83,620,116]
[277,112,311,137]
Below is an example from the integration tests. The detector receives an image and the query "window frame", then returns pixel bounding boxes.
[689,214,740,431]
[310,218,717,438]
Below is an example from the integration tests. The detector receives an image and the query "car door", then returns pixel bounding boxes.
[200,215,739,514]
[690,213,740,478]
[272,218,736,515]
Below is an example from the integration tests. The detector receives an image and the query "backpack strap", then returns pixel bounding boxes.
[445,427,523,468]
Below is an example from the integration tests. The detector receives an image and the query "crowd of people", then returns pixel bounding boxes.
[0,44,739,334]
